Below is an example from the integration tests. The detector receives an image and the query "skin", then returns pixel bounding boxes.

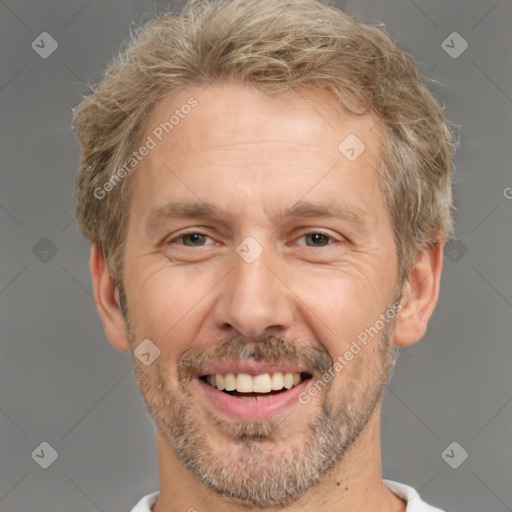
[91,80,443,512]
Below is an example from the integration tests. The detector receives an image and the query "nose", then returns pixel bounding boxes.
[213,243,295,338]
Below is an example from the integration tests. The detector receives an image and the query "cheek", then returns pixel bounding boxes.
[291,270,386,352]
[126,267,216,358]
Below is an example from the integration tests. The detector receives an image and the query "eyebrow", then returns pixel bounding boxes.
[282,201,368,225]
[145,199,370,236]
[145,201,222,236]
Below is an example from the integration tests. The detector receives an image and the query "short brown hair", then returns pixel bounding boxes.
[73,0,458,288]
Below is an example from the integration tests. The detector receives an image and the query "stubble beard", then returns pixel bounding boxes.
[127,319,397,508]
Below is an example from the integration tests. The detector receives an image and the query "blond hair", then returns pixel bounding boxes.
[73,0,458,288]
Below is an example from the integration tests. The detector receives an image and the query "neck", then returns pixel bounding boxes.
[152,407,406,512]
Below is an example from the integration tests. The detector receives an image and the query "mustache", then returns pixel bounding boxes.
[177,335,333,383]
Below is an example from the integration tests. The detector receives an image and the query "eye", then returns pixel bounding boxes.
[299,232,336,247]
[170,232,213,247]
[166,230,340,249]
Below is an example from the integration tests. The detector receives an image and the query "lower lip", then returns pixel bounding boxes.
[196,377,311,421]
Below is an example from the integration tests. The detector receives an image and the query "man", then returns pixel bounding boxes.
[72,0,457,510]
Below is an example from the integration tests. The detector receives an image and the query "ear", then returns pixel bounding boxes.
[393,243,444,347]
[90,243,131,352]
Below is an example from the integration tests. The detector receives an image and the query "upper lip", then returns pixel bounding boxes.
[198,360,311,377]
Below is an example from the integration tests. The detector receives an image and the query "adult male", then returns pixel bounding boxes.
[73,0,457,510]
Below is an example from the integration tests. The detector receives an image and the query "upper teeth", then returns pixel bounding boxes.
[205,372,302,393]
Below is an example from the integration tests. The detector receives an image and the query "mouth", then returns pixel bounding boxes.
[196,366,314,420]
[199,371,312,401]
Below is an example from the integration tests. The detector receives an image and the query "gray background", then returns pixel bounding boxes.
[0,0,511,511]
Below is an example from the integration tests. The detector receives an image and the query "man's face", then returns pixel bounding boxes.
[120,81,401,506]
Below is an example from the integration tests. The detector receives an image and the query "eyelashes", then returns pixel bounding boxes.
[167,230,342,248]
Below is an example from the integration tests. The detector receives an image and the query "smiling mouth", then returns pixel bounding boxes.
[199,371,312,401]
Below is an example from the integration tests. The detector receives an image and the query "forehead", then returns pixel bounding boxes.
[128,81,385,227]
[141,81,379,159]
